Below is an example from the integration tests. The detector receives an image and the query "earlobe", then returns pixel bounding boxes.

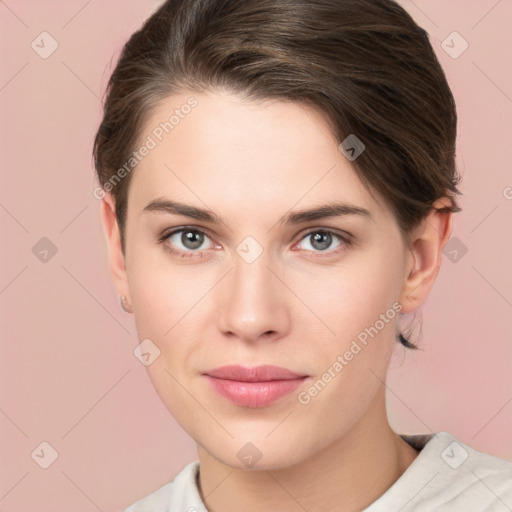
[118,294,134,314]
[399,198,453,314]
[100,194,132,309]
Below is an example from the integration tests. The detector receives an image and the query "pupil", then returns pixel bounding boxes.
[183,230,203,249]
[312,232,331,251]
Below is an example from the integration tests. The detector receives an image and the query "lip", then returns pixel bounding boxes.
[203,365,309,408]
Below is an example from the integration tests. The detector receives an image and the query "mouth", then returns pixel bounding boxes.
[203,365,309,408]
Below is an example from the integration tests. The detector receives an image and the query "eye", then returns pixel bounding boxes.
[158,227,217,257]
[294,229,351,255]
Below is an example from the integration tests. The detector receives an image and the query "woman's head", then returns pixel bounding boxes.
[94,0,460,470]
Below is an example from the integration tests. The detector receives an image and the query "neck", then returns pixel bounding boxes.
[197,386,419,512]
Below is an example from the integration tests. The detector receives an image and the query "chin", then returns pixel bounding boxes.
[201,434,313,472]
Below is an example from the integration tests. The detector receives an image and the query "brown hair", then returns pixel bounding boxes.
[93,0,462,349]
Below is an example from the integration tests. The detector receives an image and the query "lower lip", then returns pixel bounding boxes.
[205,376,307,408]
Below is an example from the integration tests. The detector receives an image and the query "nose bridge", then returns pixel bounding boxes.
[217,243,289,340]
[232,246,273,296]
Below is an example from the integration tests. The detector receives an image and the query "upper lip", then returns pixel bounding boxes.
[204,365,308,382]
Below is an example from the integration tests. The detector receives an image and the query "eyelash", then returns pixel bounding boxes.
[156,226,353,259]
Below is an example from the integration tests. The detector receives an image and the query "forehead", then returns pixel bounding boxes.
[127,89,388,223]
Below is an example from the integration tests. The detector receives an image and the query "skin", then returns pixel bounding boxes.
[101,89,453,511]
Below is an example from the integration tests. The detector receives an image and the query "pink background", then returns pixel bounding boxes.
[1,1,511,510]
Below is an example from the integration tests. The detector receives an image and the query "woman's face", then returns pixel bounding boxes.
[120,89,412,470]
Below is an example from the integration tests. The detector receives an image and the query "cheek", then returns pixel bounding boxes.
[128,270,201,425]
[128,261,210,386]
[295,260,399,428]
[294,243,403,409]
[127,247,208,336]
[300,245,403,343]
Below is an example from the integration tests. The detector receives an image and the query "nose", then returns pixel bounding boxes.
[217,249,291,343]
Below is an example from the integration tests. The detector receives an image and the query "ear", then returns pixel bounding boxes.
[399,197,454,314]
[100,193,133,313]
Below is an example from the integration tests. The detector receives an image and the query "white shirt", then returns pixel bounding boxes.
[124,431,512,511]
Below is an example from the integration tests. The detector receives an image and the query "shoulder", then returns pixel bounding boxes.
[124,461,205,512]
[124,482,174,512]
[365,431,512,512]
[430,432,512,491]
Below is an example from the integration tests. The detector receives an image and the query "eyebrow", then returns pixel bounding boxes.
[142,197,373,225]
